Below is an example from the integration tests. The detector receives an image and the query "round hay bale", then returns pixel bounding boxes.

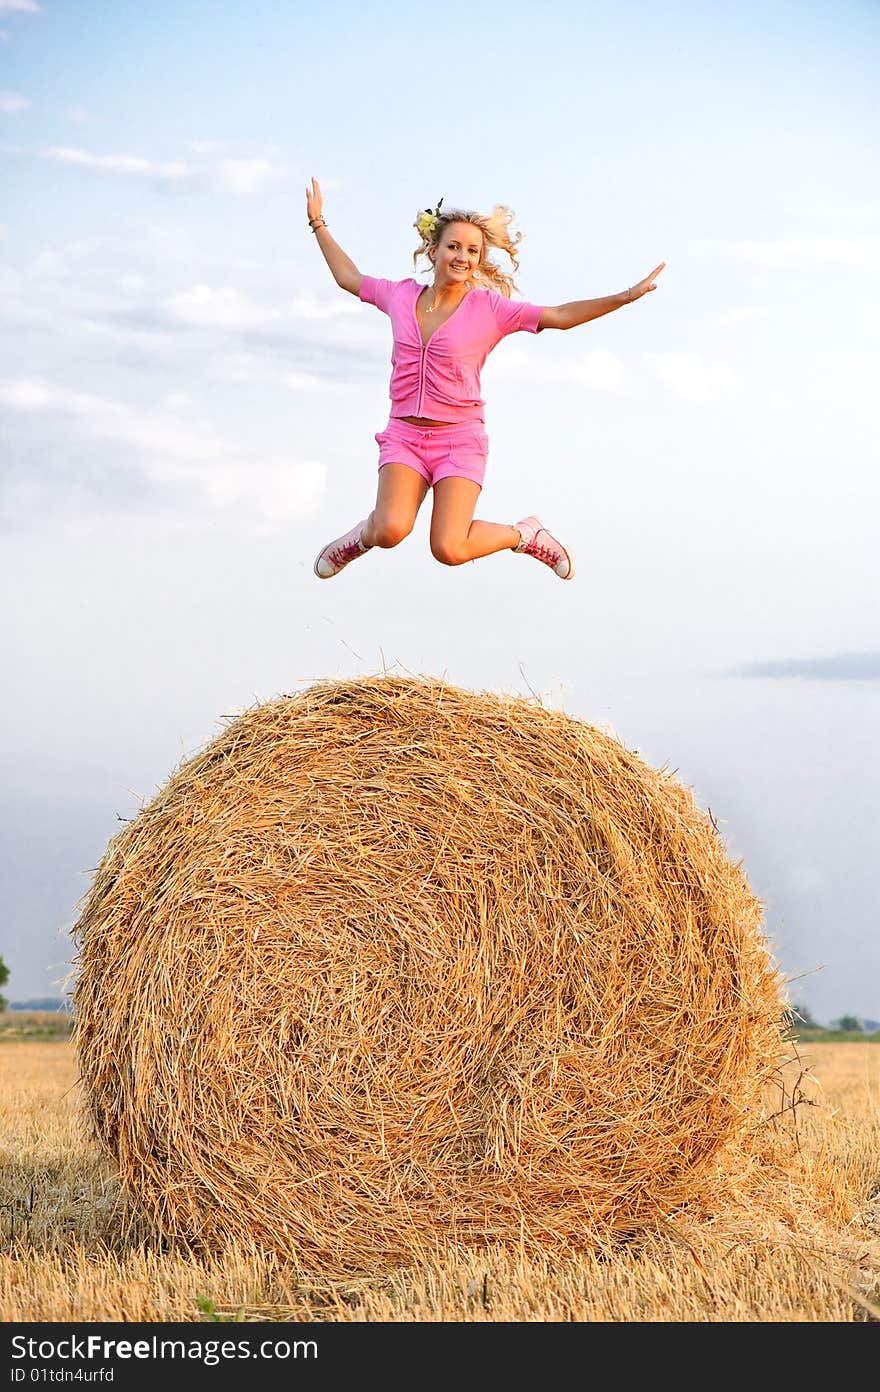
[73,675,786,1275]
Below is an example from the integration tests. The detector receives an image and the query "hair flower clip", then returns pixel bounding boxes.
[414,197,444,241]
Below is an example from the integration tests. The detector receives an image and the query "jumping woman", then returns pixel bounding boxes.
[307,177,664,581]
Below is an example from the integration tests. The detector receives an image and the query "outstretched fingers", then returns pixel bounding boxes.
[305,176,323,221]
[640,261,666,293]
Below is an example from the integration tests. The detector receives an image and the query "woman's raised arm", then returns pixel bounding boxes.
[539,262,665,331]
[305,177,363,297]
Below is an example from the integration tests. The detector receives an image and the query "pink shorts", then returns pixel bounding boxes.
[375,417,489,489]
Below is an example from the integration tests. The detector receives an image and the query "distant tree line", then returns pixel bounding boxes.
[784,1003,877,1034]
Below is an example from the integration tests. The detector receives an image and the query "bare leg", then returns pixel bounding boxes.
[314,462,430,578]
[362,463,430,549]
[429,477,520,565]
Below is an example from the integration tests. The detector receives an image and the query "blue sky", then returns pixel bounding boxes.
[1,0,878,1024]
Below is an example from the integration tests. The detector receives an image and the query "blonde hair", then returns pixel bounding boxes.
[412,204,523,298]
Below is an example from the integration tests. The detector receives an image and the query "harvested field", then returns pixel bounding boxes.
[1,1040,877,1321]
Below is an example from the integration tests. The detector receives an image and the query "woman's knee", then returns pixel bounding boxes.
[371,514,414,548]
[430,535,467,566]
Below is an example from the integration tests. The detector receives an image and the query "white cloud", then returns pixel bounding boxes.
[569,348,626,393]
[0,254,178,356]
[647,352,737,403]
[286,292,364,322]
[491,344,626,392]
[0,234,378,392]
[0,376,327,531]
[165,283,360,335]
[0,1,41,13]
[0,90,28,113]
[214,351,331,392]
[44,146,189,181]
[213,156,290,197]
[39,143,293,197]
[0,376,220,462]
[200,457,326,525]
[167,284,286,332]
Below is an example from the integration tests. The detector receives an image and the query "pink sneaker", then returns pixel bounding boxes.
[514,516,575,580]
[313,520,372,579]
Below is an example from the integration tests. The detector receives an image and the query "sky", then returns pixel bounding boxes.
[1,0,878,1026]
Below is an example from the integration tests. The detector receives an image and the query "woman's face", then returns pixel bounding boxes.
[430,221,483,286]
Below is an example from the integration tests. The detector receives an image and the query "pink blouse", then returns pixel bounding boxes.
[359,276,543,423]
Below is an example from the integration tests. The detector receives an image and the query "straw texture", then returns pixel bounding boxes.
[73,675,787,1276]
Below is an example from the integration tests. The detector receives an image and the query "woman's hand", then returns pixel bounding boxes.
[539,261,668,330]
[304,178,362,295]
[305,176,323,225]
[628,262,666,301]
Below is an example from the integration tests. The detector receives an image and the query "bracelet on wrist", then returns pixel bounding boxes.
[309,218,327,232]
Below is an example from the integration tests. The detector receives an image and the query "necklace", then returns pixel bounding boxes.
[424,283,467,314]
